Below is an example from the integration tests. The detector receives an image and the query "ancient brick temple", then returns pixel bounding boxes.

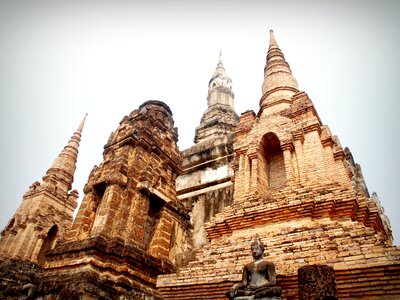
[1,31,399,299]
[177,51,238,249]
[156,31,400,299]
[39,101,193,298]
[0,115,85,264]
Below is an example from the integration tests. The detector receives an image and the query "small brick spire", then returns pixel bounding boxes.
[269,29,278,48]
[76,113,88,134]
[260,30,299,108]
[217,50,223,69]
[209,51,228,88]
[194,53,238,143]
[43,114,87,191]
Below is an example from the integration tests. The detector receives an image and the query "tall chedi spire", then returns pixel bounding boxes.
[206,50,234,108]
[43,113,87,194]
[260,30,299,109]
[177,53,239,249]
[0,114,87,264]
[194,52,238,143]
[158,32,398,300]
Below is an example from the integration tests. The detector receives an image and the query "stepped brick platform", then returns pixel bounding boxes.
[158,183,400,299]
[206,182,390,240]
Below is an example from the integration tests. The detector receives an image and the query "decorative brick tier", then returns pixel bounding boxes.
[158,265,400,299]
[206,182,389,240]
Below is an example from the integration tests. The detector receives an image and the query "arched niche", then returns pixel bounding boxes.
[260,132,286,189]
[37,224,58,265]
[143,194,165,250]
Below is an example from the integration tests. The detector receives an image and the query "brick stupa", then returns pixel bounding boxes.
[157,30,400,299]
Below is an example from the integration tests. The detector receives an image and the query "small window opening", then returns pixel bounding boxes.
[143,195,165,249]
[37,225,58,265]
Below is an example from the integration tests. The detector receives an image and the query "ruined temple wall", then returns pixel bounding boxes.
[177,163,231,192]
[158,209,400,299]
[177,136,235,249]
[182,185,233,248]
[159,154,399,298]
[159,207,398,285]
[32,101,194,299]
[158,264,400,300]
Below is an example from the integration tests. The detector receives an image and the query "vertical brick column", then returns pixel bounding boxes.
[333,149,352,186]
[30,235,45,263]
[281,142,294,184]
[125,193,149,246]
[248,151,258,193]
[321,138,335,181]
[303,124,327,182]
[148,210,173,260]
[91,185,121,238]
[0,232,15,254]
[68,192,98,240]
[10,223,29,258]
[234,150,248,199]
[293,133,305,183]
[244,155,251,193]
[115,192,134,243]
[23,228,41,260]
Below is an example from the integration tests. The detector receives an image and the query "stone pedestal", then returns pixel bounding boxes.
[298,265,337,300]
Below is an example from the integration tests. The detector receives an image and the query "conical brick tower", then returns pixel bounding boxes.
[0,114,86,264]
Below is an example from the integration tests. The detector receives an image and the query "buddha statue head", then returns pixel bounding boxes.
[250,235,265,260]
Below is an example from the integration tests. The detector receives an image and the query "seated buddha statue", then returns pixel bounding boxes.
[226,235,281,299]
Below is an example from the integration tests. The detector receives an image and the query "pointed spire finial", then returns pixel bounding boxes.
[260,30,299,108]
[44,115,87,191]
[269,29,278,48]
[217,50,224,70]
[77,113,88,134]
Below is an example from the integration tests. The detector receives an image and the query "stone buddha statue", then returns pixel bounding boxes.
[226,235,281,299]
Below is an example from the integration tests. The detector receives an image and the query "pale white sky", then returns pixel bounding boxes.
[0,0,399,244]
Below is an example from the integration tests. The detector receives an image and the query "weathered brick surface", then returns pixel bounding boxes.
[34,101,193,299]
[158,32,398,299]
[0,258,42,299]
[177,54,238,249]
[298,265,337,300]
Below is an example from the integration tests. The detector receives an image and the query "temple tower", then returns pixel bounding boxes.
[177,53,239,248]
[0,115,86,264]
[233,30,360,199]
[194,51,238,143]
[39,101,193,299]
[259,30,299,111]
[157,31,399,299]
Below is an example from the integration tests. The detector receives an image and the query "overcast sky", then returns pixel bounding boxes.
[0,0,399,244]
